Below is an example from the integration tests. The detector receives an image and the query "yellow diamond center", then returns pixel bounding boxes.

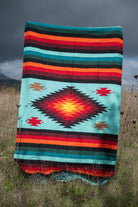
[61,101,78,113]
[53,98,85,116]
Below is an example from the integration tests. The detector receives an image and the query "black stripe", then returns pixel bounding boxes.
[15,158,115,168]
[17,128,118,138]
[25,27,123,39]
[22,74,121,85]
[15,143,117,153]
[24,43,123,54]
[23,57,122,69]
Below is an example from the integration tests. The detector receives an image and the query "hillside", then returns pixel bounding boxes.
[0,72,21,90]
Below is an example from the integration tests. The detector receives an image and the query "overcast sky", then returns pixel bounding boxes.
[0,0,138,86]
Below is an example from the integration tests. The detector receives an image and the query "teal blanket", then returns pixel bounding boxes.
[14,21,123,185]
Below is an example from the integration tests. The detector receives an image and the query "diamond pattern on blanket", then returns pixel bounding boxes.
[32,86,106,128]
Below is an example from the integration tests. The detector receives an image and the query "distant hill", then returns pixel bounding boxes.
[0,72,8,80]
[0,72,21,90]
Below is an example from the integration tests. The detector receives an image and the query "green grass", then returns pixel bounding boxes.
[0,87,138,207]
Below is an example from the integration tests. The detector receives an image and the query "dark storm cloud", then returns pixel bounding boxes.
[0,0,138,62]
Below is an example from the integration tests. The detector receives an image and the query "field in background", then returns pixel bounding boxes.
[0,85,138,207]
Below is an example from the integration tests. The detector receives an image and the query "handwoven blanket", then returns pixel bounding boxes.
[14,21,123,185]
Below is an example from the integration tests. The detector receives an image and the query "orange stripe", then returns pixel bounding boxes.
[23,169,61,175]
[23,65,122,77]
[68,169,113,177]
[25,31,123,44]
[25,34,123,47]
[16,138,117,150]
[21,168,113,177]
[23,62,122,74]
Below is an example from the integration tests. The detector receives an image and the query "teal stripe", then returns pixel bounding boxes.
[24,47,123,58]
[16,147,116,157]
[53,172,110,186]
[26,21,123,33]
[24,50,122,62]
[51,172,110,185]
[14,153,115,165]
[25,22,123,36]
[14,150,116,161]
[24,54,122,66]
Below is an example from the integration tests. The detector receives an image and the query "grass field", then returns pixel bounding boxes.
[0,86,138,207]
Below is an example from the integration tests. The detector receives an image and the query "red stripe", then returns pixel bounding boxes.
[23,70,121,81]
[19,163,113,169]
[21,166,114,174]
[23,65,122,77]
[25,39,123,51]
[17,131,117,141]
[25,35,123,47]
[19,163,114,171]
[18,163,114,177]
[17,134,117,145]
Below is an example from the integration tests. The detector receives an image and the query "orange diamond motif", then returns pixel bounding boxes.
[30,82,45,91]
[94,121,109,130]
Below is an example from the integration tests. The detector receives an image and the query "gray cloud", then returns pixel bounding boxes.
[0,0,138,61]
[0,59,22,80]
[122,57,138,86]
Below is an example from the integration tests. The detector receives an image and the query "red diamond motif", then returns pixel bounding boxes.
[92,87,115,96]
[27,117,42,126]
[32,86,106,128]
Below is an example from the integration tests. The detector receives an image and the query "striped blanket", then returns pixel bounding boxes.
[14,21,123,185]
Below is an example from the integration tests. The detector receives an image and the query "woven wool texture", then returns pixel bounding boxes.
[14,21,123,185]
